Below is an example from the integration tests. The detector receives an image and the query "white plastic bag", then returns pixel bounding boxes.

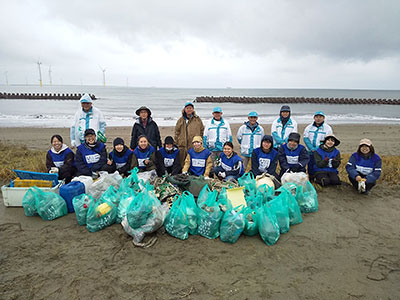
[88,171,123,199]
[137,170,157,184]
[71,176,94,193]
[281,172,308,187]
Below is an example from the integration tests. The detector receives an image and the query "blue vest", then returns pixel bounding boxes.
[188,147,211,176]
[134,146,155,169]
[48,148,73,168]
[314,147,339,173]
[354,153,380,176]
[253,147,278,173]
[159,147,179,168]
[77,143,105,170]
[110,149,133,169]
[220,152,244,176]
[282,144,305,168]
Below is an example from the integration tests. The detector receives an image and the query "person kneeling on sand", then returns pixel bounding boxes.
[346,138,382,195]
[251,135,278,178]
[132,135,157,173]
[104,137,133,177]
[157,136,182,176]
[278,132,309,178]
[182,136,212,179]
[75,129,108,178]
[46,134,76,183]
[214,142,243,181]
[313,134,341,187]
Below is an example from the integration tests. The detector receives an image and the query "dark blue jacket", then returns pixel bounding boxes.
[158,146,181,175]
[346,152,382,184]
[214,152,244,178]
[278,143,309,174]
[313,146,341,173]
[251,147,278,177]
[75,142,107,176]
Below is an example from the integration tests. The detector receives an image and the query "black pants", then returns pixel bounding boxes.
[314,171,341,187]
[348,175,376,192]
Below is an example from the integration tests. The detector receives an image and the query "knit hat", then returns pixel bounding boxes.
[323,134,340,146]
[164,136,174,145]
[80,93,93,103]
[192,136,203,144]
[261,135,274,148]
[84,128,96,137]
[135,106,152,116]
[359,138,372,147]
[113,137,125,147]
[280,105,291,112]
[288,132,300,143]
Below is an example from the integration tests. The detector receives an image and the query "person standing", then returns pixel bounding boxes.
[236,111,264,170]
[271,105,298,149]
[174,102,204,167]
[303,111,333,176]
[70,93,106,148]
[130,106,162,150]
[203,107,232,163]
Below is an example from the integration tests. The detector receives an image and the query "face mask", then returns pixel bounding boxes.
[166,146,173,151]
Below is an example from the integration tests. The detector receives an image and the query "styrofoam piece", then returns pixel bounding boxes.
[1,184,61,207]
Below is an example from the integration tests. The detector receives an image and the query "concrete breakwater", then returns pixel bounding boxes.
[195,96,400,105]
[0,92,96,100]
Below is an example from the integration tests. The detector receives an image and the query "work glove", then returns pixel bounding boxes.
[204,176,210,180]
[218,172,226,178]
[71,140,76,148]
[49,167,59,174]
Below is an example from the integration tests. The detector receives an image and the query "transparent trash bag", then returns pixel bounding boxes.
[72,193,94,225]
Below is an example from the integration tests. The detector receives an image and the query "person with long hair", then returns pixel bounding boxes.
[214,142,243,181]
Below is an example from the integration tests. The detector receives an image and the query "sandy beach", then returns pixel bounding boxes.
[1,124,400,299]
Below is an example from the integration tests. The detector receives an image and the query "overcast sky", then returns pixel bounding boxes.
[0,0,399,88]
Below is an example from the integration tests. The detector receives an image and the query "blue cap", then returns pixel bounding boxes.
[314,111,325,117]
[184,101,194,108]
[80,93,93,103]
[248,111,258,117]
[213,106,222,113]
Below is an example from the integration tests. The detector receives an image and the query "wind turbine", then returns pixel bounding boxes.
[37,61,43,87]
[99,65,106,86]
[48,65,52,85]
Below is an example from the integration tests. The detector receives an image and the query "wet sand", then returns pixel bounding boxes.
[0,124,400,299]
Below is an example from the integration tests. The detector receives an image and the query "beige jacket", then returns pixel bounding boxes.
[174,110,204,150]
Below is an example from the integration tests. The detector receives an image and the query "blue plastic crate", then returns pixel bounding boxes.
[13,169,59,187]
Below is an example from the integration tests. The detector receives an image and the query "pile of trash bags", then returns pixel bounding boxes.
[22,168,318,247]
[22,186,67,220]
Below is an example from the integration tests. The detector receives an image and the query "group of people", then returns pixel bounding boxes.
[46,94,382,195]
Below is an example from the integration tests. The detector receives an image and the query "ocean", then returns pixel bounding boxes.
[0,85,399,127]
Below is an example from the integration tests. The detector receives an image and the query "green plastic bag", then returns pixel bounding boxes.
[197,190,223,239]
[298,181,319,213]
[238,172,257,197]
[72,194,94,225]
[256,184,274,204]
[257,205,280,246]
[217,187,233,212]
[126,188,160,229]
[220,205,245,243]
[100,185,118,207]
[86,198,117,232]
[116,189,135,224]
[197,185,212,207]
[181,191,198,235]
[35,189,68,221]
[22,187,39,217]
[278,185,303,226]
[243,207,258,236]
[164,195,189,240]
[268,194,290,234]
